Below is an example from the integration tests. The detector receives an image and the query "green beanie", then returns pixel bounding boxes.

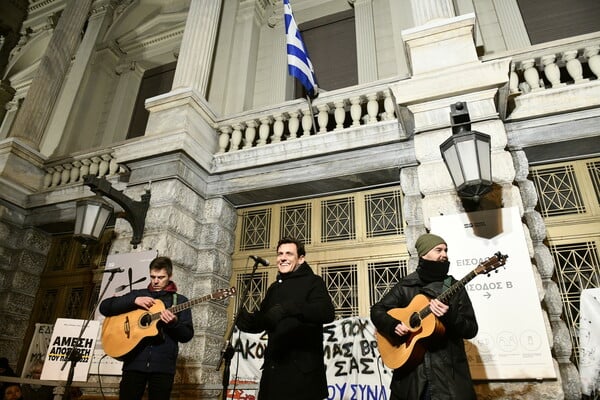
[415,233,446,257]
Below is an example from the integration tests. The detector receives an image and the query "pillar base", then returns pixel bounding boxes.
[402,13,479,76]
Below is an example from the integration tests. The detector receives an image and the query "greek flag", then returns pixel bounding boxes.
[284,0,318,97]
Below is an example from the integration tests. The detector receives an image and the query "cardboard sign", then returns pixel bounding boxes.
[40,318,100,382]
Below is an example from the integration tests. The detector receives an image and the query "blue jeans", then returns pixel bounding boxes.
[119,370,174,400]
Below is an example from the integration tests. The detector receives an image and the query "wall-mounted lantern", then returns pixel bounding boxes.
[74,175,151,248]
[439,101,493,201]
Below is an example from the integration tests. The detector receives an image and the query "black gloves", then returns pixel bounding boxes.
[263,304,285,329]
[236,308,255,332]
[262,303,302,330]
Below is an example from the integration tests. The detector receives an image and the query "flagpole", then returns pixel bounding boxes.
[306,95,318,136]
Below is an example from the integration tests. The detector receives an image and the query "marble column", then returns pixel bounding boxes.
[172,0,222,97]
[0,81,16,136]
[270,19,289,106]
[40,2,116,156]
[8,0,94,149]
[352,0,378,84]
[410,0,455,26]
[223,0,266,113]
[493,0,531,49]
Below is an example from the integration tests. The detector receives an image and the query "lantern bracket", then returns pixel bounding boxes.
[81,174,151,247]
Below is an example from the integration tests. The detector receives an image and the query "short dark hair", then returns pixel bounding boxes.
[277,237,306,257]
[149,256,173,276]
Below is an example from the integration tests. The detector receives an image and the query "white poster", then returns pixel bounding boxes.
[21,323,54,379]
[91,250,158,375]
[229,317,392,400]
[431,207,555,380]
[40,318,100,382]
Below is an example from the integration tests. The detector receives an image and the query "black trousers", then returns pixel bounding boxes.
[119,370,174,400]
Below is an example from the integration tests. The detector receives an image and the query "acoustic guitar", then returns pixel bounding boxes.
[101,287,237,359]
[376,252,508,370]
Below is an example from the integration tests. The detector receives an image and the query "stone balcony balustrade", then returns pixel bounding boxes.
[507,34,600,94]
[42,149,119,189]
[214,76,409,154]
[497,32,600,120]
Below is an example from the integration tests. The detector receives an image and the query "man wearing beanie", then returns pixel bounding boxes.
[370,233,478,400]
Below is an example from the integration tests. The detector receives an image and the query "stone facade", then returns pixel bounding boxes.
[0,0,598,399]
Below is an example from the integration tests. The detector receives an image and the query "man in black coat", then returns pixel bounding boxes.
[99,256,194,400]
[236,237,335,400]
[371,233,478,400]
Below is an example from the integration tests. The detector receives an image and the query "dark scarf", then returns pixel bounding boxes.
[416,258,450,283]
[277,262,311,281]
[147,281,178,293]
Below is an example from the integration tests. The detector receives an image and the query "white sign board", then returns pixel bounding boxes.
[431,207,555,379]
[40,318,100,382]
[21,323,54,379]
[229,317,392,400]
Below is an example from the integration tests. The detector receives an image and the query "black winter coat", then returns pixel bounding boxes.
[236,262,335,400]
[370,270,478,400]
[99,286,194,375]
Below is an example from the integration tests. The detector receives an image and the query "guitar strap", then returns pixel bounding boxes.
[173,293,178,306]
[443,276,452,292]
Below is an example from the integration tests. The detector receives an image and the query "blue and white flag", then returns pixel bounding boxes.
[283,0,318,97]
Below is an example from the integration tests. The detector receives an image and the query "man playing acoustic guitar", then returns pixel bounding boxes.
[370,233,478,400]
[99,256,194,400]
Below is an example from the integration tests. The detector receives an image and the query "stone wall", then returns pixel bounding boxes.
[0,203,51,371]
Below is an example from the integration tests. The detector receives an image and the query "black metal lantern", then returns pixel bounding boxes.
[74,196,113,243]
[440,102,492,201]
[74,175,151,247]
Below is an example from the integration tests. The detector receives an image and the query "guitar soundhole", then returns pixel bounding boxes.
[140,313,152,327]
[409,312,421,329]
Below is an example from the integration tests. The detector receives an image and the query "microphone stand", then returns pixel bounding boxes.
[60,269,120,400]
[216,259,261,400]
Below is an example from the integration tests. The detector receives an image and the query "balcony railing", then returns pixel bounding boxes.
[214,76,409,154]
[41,149,119,189]
[483,32,600,95]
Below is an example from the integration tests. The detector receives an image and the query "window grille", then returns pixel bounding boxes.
[550,241,600,366]
[235,271,269,312]
[39,290,58,324]
[530,165,586,217]
[65,287,85,319]
[321,264,358,318]
[368,260,408,307]
[321,197,356,242]
[280,203,312,244]
[49,237,72,271]
[587,160,600,205]
[240,209,272,251]
[365,190,403,237]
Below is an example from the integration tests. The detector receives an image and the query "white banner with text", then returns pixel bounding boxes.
[229,317,392,400]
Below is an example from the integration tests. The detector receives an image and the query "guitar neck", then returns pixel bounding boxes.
[150,293,216,321]
[419,270,476,320]
[438,271,476,304]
